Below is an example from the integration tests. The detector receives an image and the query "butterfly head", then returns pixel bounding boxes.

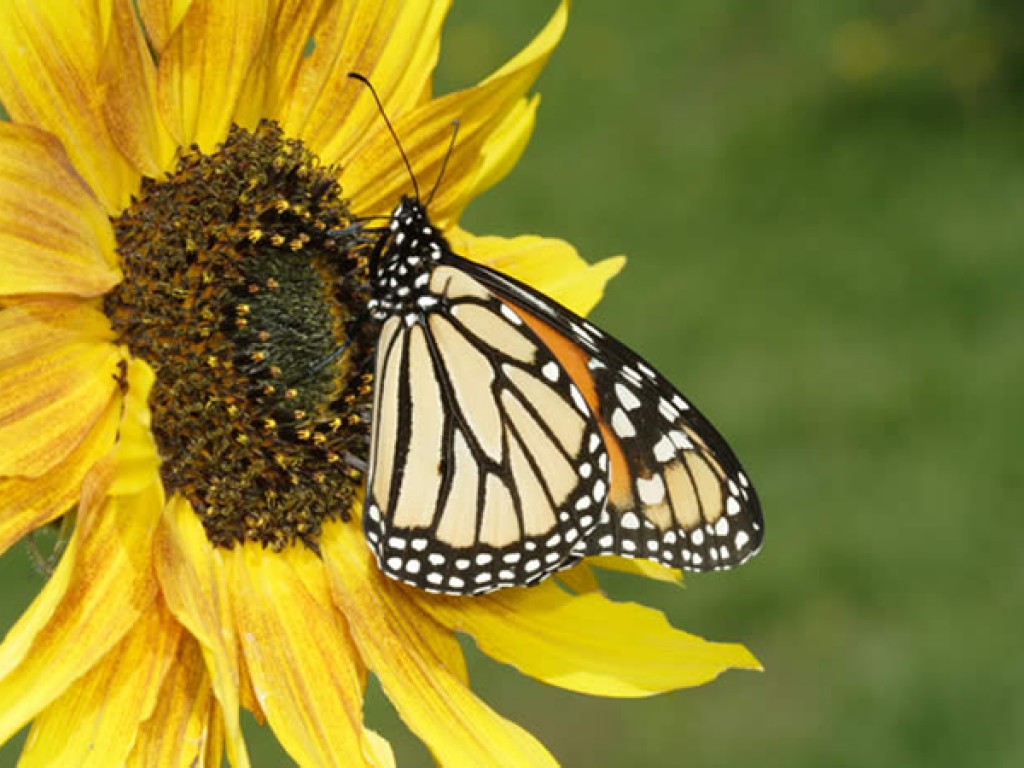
[367,196,451,321]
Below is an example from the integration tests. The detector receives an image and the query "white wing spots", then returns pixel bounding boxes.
[658,398,680,421]
[636,474,666,505]
[653,435,676,463]
[570,384,589,415]
[614,382,642,411]
[611,408,636,439]
[668,429,693,451]
[500,303,523,326]
[726,496,742,516]
[637,361,656,378]
[541,361,560,382]
[620,366,644,387]
[620,512,641,530]
[672,393,691,411]
[587,357,606,371]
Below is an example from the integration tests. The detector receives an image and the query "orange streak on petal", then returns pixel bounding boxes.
[101,0,178,178]
[228,544,375,768]
[127,636,224,768]
[0,337,120,478]
[156,0,270,151]
[343,0,568,223]
[322,520,559,768]
[0,452,162,746]
[0,1,140,211]
[0,392,120,557]
[0,124,120,297]
[294,0,451,163]
[18,599,183,768]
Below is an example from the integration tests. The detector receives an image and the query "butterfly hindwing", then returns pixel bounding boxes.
[457,255,764,572]
[364,263,610,595]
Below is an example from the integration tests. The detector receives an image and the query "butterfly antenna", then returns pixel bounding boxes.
[348,72,420,200]
[426,119,461,206]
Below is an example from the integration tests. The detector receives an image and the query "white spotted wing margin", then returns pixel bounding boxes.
[449,253,765,574]
[363,265,611,596]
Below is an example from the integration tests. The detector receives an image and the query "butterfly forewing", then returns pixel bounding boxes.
[459,256,764,572]
[364,257,610,595]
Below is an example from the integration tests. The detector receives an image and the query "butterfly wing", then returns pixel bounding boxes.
[364,264,610,595]
[457,255,764,572]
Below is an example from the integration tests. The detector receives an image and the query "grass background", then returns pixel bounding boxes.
[2,1,1023,766]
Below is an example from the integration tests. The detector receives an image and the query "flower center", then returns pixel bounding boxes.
[104,122,376,550]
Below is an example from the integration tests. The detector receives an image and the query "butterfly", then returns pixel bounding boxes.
[351,76,764,596]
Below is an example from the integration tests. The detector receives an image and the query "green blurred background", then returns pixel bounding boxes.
[3,1,1023,766]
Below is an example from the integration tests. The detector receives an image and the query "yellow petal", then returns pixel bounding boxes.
[422,580,763,699]
[0,301,120,477]
[363,729,396,768]
[108,358,163,497]
[462,94,540,213]
[136,0,190,53]
[100,0,178,177]
[0,449,162,745]
[0,393,119,557]
[18,600,183,768]
[555,562,603,595]
[322,520,559,768]
[591,555,684,584]
[127,636,224,768]
[292,0,451,164]
[342,0,569,223]
[157,0,270,151]
[0,0,139,211]
[448,228,627,317]
[227,543,375,768]
[0,124,119,297]
[154,496,251,768]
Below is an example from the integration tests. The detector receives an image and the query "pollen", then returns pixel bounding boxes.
[104,122,376,551]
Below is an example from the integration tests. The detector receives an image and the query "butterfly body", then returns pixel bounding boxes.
[362,195,763,595]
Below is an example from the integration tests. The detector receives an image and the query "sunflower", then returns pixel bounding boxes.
[0,1,760,766]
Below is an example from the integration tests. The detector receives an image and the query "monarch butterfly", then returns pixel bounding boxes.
[351,75,763,596]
